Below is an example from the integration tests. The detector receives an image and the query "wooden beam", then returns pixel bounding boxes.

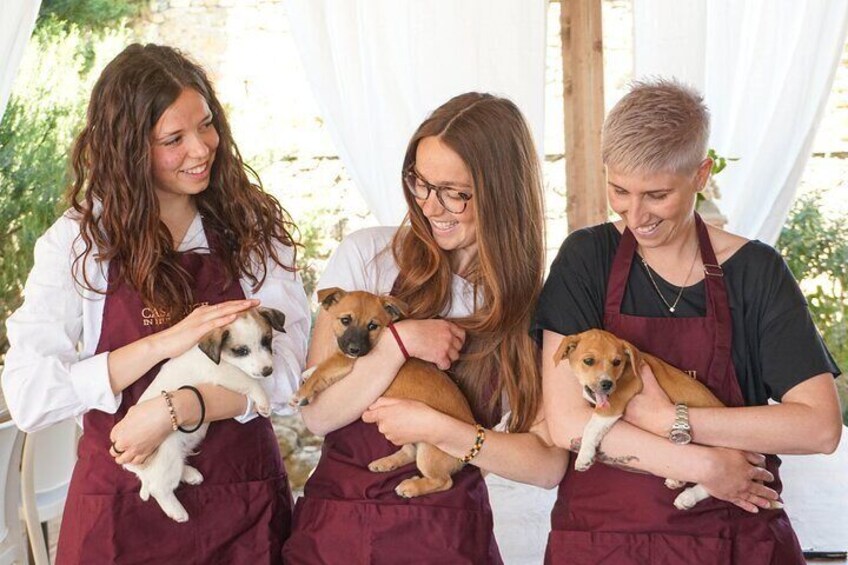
[561,0,606,231]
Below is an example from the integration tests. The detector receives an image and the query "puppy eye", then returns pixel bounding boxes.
[232,346,249,357]
[261,335,272,350]
[583,358,595,366]
[340,316,351,326]
[367,322,379,331]
[612,358,622,367]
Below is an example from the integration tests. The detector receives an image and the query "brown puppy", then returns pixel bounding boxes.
[290,287,475,498]
[555,328,725,510]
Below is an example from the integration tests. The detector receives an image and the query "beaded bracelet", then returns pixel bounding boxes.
[161,390,179,432]
[460,424,486,464]
[177,385,206,434]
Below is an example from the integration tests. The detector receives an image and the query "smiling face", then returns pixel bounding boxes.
[150,88,219,204]
[606,160,710,250]
[413,136,477,272]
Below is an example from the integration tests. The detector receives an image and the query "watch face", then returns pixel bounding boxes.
[669,430,692,445]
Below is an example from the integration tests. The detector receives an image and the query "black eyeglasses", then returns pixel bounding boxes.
[403,165,473,214]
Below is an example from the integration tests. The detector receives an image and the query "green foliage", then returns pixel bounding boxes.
[777,192,848,422]
[38,0,144,33]
[707,148,739,177]
[0,9,130,356]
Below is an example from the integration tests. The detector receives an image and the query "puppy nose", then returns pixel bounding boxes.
[600,380,614,392]
[261,366,273,377]
[347,345,361,356]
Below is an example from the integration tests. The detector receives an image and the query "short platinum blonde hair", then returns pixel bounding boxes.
[602,78,710,175]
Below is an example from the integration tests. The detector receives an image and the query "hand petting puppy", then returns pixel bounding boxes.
[362,398,443,446]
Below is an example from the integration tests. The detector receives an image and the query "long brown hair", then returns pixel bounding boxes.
[392,93,544,432]
[67,43,297,319]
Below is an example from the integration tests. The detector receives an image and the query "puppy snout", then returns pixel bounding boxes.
[261,366,273,377]
[346,344,362,356]
[599,379,614,393]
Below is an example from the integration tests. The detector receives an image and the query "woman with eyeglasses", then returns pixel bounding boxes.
[283,92,568,563]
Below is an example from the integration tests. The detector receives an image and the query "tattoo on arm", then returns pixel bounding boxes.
[569,437,646,474]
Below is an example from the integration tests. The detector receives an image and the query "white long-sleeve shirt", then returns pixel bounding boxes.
[2,211,310,432]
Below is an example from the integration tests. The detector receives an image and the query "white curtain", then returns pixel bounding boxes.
[634,0,848,244]
[285,0,548,226]
[0,0,41,122]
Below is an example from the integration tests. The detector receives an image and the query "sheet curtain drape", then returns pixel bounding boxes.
[1,0,41,122]
[285,0,548,226]
[634,0,848,244]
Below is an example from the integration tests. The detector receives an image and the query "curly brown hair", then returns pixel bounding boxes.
[67,43,297,319]
[393,93,545,432]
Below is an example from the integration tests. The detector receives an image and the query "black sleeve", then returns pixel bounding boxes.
[531,227,608,343]
[753,245,841,401]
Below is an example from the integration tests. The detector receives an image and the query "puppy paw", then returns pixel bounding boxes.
[300,366,317,385]
[368,458,398,473]
[256,403,271,417]
[181,466,204,486]
[768,500,784,510]
[673,492,696,511]
[394,477,422,499]
[287,394,311,408]
[664,478,686,490]
[168,508,189,523]
[574,453,595,472]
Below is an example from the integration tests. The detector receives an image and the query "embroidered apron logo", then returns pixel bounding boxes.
[141,302,210,326]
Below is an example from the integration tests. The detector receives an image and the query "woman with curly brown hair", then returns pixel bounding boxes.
[2,43,309,563]
[283,92,568,563]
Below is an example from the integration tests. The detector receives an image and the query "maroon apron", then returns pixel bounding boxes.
[284,282,502,565]
[545,215,804,565]
[56,234,292,564]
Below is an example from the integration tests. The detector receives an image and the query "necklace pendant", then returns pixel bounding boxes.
[669,307,676,313]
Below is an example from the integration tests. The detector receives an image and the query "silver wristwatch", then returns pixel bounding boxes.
[668,403,692,445]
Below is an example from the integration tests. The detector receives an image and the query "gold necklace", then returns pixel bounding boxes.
[640,244,699,314]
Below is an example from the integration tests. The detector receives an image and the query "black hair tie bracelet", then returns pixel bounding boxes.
[177,385,206,433]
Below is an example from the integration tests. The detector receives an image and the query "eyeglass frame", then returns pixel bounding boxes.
[403,164,474,214]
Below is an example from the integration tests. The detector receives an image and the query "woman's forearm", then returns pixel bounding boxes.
[169,384,248,427]
[635,373,842,455]
[429,414,568,488]
[300,335,406,436]
[107,335,166,395]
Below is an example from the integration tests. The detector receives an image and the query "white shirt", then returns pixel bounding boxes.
[2,211,310,432]
[318,226,476,318]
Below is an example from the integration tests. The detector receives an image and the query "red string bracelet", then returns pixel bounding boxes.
[387,322,410,361]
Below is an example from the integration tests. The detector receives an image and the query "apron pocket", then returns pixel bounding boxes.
[286,496,502,565]
[546,530,732,565]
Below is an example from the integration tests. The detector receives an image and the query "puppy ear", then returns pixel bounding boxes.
[381,296,408,322]
[317,287,346,310]
[257,307,287,332]
[621,339,642,376]
[554,334,581,366]
[198,329,229,365]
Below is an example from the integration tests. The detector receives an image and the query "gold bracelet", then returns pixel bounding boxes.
[460,424,486,464]
[161,390,179,432]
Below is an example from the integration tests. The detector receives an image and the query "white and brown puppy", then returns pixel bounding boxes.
[555,328,726,510]
[290,287,475,499]
[125,306,286,522]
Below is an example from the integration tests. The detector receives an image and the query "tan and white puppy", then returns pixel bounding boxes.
[125,306,286,522]
[555,328,726,510]
[290,287,475,499]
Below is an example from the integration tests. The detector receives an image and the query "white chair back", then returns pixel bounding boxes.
[0,420,26,565]
[21,418,78,565]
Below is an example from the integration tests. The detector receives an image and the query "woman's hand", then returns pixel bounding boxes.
[361,398,445,446]
[623,362,675,437]
[109,395,175,466]
[147,299,259,361]
[697,447,778,513]
[393,319,465,370]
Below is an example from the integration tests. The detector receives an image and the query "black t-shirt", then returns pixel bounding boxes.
[533,223,841,405]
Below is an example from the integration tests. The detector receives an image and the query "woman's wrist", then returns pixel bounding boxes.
[171,388,201,427]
